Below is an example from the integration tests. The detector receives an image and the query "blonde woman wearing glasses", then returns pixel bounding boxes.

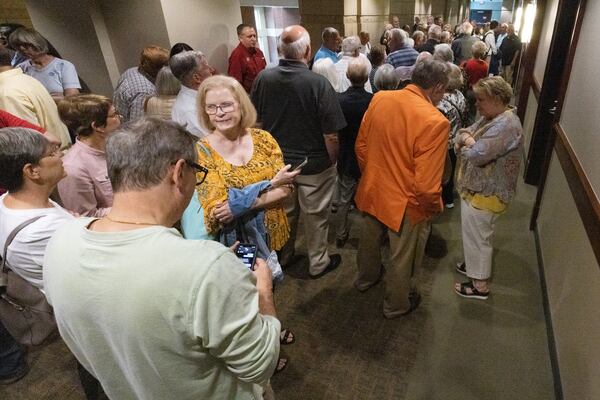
[57,94,121,217]
[196,75,299,253]
[196,76,299,370]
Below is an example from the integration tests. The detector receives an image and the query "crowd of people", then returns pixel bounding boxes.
[0,16,523,399]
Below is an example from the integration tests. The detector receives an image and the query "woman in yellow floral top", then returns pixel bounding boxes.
[195,75,300,251]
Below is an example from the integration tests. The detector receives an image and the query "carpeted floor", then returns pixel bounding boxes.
[0,192,553,400]
[269,210,441,400]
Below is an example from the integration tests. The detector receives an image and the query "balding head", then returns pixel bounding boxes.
[279,25,311,62]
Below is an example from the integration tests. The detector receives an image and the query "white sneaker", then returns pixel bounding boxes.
[445,202,454,209]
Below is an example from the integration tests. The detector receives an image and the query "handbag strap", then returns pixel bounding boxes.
[2,215,44,274]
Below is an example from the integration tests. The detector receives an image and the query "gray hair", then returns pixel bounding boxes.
[278,30,310,60]
[428,24,442,40]
[341,36,361,56]
[8,27,49,54]
[412,59,450,89]
[321,27,339,42]
[460,21,473,35]
[374,64,400,90]
[412,30,425,41]
[169,50,206,85]
[106,117,197,193]
[155,66,181,96]
[389,28,406,47]
[446,63,464,91]
[346,58,368,86]
[433,43,454,63]
[0,127,48,192]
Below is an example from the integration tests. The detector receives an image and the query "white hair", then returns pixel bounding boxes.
[433,43,454,63]
[374,64,400,90]
[312,58,340,92]
[278,30,311,60]
[341,36,361,56]
[389,28,406,46]
[460,21,473,35]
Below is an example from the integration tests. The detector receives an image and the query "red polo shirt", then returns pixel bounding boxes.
[228,42,266,93]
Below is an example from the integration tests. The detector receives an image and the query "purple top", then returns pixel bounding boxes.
[58,140,113,217]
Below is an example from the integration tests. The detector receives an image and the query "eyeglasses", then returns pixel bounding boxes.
[42,144,62,159]
[185,160,209,186]
[205,102,236,115]
[107,112,121,119]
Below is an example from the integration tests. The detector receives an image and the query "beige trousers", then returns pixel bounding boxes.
[280,166,336,275]
[460,198,499,280]
[500,65,515,86]
[355,212,426,318]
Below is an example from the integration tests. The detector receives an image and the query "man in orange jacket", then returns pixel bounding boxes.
[354,59,450,318]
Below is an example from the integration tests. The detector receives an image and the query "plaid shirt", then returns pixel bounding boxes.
[386,45,419,68]
[113,67,156,122]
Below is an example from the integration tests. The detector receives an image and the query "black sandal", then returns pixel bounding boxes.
[280,328,295,345]
[273,356,289,375]
[454,281,489,300]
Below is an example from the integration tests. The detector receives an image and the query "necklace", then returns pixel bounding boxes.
[104,214,158,226]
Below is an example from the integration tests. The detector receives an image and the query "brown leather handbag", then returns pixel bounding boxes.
[0,216,57,346]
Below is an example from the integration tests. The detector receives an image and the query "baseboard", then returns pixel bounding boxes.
[533,224,564,400]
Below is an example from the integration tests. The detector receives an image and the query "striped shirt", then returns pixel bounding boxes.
[386,45,419,68]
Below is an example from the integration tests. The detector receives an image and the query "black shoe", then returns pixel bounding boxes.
[0,363,29,385]
[403,291,422,315]
[310,254,341,279]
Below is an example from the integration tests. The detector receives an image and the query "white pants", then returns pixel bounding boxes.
[460,198,499,280]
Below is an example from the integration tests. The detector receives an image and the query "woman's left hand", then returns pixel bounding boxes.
[213,201,234,224]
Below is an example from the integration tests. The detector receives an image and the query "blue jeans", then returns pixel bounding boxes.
[0,320,26,378]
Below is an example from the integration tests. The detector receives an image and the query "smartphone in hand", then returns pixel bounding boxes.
[235,243,258,270]
[291,157,308,171]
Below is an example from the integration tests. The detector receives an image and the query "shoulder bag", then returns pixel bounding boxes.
[0,216,57,346]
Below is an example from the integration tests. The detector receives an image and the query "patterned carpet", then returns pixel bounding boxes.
[0,211,442,400]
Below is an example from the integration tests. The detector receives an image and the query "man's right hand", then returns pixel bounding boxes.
[253,258,273,293]
[253,258,276,317]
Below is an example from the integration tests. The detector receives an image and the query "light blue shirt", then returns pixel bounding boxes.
[18,57,80,94]
[181,190,211,240]
[314,46,340,64]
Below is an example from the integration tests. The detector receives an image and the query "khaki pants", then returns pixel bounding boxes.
[460,198,499,280]
[355,212,425,318]
[500,64,515,86]
[280,166,336,275]
[335,173,358,240]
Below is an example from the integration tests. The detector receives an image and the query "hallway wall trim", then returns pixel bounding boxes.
[531,76,541,100]
[533,225,564,400]
[553,123,600,265]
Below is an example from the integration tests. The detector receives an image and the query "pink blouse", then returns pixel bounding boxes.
[58,140,113,217]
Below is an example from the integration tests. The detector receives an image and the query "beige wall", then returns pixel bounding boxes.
[160,0,242,75]
[23,0,114,96]
[0,0,33,27]
[521,89,538,155]
[537,153,600,400]
[558,0,600,193]
[533,0,558,86]
[98,0,170,74]
[531,0,600,398]
[299,0,344,58]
